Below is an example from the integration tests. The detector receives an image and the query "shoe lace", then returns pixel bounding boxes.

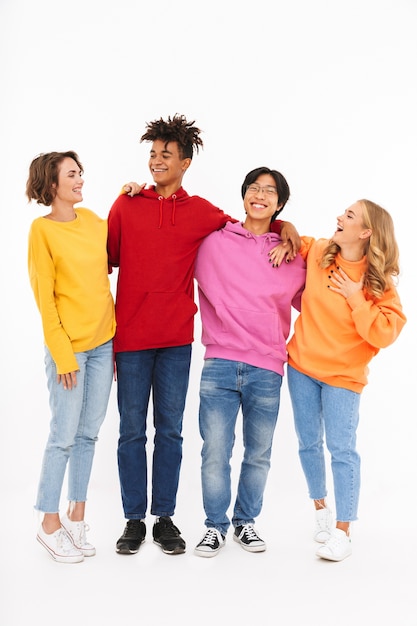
[67,521,90,546]
[123,520,143,539]
[326,531,349,550]
[242,524,260,541]
[71,521,88,545]
[56,529,75,551]
[315,508,331,531]
[202,528,218,546]
[158,517,180,538]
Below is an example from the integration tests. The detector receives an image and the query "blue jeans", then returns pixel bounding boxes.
[35,340,114,513]
[115,345,191,519]
[287,365,361,522]
[199,358,282,536]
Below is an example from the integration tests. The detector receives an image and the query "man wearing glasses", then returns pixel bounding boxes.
[194,167,305,557]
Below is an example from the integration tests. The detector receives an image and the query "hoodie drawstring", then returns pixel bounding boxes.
[261,233,275,255]
[157,194,177,228]
[243,229,277,255]
[171,194,177,225]
[158,196,163,229]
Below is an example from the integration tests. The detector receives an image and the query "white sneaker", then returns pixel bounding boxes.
[316,528,352,561]
[194,528,225,558]
[37,525,84,563]
[61,515,96,557]
[314,507,333,543]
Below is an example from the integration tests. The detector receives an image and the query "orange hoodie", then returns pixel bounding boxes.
[287,237,407,392]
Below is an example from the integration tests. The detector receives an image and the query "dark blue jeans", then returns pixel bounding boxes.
[115,345,192,519]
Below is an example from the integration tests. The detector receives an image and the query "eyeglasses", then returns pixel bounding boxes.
[245,184,278,196]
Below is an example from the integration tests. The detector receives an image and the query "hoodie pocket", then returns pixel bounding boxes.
[135,291,198,345]
[203,304,283,357]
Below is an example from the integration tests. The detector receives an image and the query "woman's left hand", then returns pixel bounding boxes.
[280,222,301,260]
[269,221,302,266]
[123,182,146,197]
[268,242,292,267]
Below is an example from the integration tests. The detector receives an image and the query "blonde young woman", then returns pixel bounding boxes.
[281,200,406,561]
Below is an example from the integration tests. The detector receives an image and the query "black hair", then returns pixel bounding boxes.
[241,166,290,221]
[140,114,203,160]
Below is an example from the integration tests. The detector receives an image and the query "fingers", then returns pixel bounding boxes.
[281,240,297,263]
[269,248,286,267]
[129,182,147,197]
[123,182,147,197]
[57,371,78,390]
[268,240,300,267]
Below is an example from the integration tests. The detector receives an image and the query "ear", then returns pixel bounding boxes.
[359,228,372,240]
[182,158,192,172]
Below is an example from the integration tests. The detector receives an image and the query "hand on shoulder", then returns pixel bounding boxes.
[122,182,147,197]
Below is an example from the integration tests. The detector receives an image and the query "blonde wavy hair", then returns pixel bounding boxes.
[319,199,400,297]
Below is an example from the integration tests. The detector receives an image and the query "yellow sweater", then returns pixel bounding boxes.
[287,238,407,392]
[28,208,116,374]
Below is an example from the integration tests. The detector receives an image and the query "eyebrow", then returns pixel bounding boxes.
[150,149,173,156]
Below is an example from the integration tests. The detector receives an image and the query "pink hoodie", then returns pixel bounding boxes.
[195,221,306,375]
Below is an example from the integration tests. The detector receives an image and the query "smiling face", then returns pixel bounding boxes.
[333,201,370,241]
[243,173,282,234]
[53,157,84,207]
[148,139,191,196]
[332,201,372,258]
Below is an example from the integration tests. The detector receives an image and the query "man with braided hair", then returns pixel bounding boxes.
[107,114,298,555]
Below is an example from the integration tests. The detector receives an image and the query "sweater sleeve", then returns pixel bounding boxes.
[28,224,79,374]
[347,286,407,349]
[107,196,122,269]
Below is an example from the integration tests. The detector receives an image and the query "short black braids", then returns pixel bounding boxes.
[140,114,203,160]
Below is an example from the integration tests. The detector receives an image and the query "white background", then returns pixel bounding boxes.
[1,1,416,624]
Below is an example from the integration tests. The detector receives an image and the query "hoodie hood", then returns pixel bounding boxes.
[138,185,190,228]
[222,220,282,254]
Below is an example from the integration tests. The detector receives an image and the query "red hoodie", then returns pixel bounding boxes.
[107,186,238,352]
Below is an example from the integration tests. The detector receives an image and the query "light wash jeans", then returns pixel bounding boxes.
[116,345,192,519]
[35,339,114,513]
[199,358,282,536]
[287,365,361,522]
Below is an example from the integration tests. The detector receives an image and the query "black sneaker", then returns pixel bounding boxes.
[116,520,146,554]
[194,528,225,558]
[233,524,266,552]
[152,516,186,555]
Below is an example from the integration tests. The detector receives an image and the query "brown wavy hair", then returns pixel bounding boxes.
[319,199,400,297]
[26,151,83,207]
